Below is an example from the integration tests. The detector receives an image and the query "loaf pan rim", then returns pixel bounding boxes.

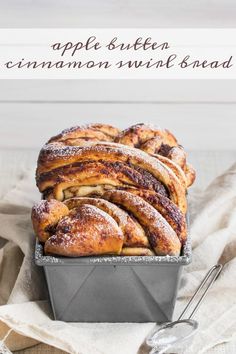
[35,234,191,266]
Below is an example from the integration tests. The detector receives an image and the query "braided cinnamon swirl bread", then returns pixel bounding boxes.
[32,122,195,257]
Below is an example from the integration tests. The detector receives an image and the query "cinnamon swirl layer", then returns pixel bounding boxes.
[64,197,149,248]
[118,188,187,243]
[102,190,181,256]
[32,192,181,257]
[31,199,69,242]
[115,123,178,147]
[48,123,120,145]
[38,160,168,201]
[39,122,195,188]
[37,144,187,213]
[44,204,124,257]
[151,154,187,189]
[115,123,195,187]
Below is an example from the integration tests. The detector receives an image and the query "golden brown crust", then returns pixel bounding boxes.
[139,137,163,153]
[151,154,187,189]
[45,204,124,257]
[31,199,69,242]
[115,123,178,147]
[184,163,196,187]
[142,142,187,170]
[90,141,189,190]
[167,146,186,169]
[102,190,181,256]
[37,160,168,200]
[39,122,195,192]
[32,123,196,258]
[119,188,187,243]
[48,123,120,145]
[37,143,187,213]
[32,190,184,257]
[115,124,195,187]
[64,197,149,248]
[121,247,155,256]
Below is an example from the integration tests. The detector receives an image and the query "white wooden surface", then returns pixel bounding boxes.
[0,102,236,150]
[1,80,236,103]
[0,1,236,27]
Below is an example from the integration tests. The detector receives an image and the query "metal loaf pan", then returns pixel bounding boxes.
[35,234,191,323]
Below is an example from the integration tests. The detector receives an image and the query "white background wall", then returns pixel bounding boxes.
[1,79,236,150]
[0,1,236,150]
[1,1,236,28]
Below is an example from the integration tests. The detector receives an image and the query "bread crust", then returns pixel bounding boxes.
[32,191,183,257]
[48,123,120,145]
[37,160,168,200]
[31,199,69,242]
[121,247,155,256]
[102,190,181,256]
[115,124,195,187]
[64,197,149,248]
[32,123,195,258]
[45,204,124,257]
[115,123,177,147]
[37,143,187,213]
[119,188,187,243]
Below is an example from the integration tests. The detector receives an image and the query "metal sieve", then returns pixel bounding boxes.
[146,264,223,353]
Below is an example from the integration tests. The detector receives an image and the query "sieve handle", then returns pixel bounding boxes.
[178,264,223,320]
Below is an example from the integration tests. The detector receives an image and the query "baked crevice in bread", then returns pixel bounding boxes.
[102,190,181,256]
[117,188,187,243]
[44,203,124,257]
[64,197,149,248]
[37,160,169,199]
[114,124,195,187]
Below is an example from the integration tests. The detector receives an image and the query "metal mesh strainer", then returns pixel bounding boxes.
[146,264,223,353]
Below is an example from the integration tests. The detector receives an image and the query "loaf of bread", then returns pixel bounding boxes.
[32,123,195,257]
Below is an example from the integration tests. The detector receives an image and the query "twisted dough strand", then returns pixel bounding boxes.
[32,190,182,257]
[37,143,187,213]
[64,197,149,248]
